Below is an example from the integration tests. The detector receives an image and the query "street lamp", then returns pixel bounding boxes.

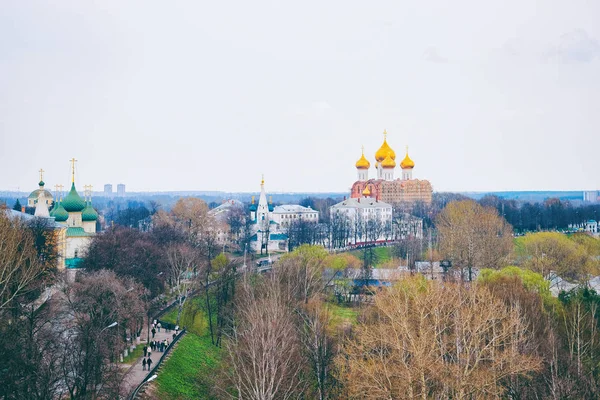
[100,321,118,333]
[147,374,158,382]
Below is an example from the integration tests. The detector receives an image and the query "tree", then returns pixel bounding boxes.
[166,243,198,325]
[516,232,592,282]
[224,277,306,400]
[0,210,53,312]
[298,298,336,400]
[60,270,146,399]
[12,198,22,211]
[436,200,513,281]
[82,226,167,296]
[337,276,542,399]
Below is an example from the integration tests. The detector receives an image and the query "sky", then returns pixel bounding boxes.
[1,0,599,194]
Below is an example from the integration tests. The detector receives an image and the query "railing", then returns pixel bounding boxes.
[127,327,187,400]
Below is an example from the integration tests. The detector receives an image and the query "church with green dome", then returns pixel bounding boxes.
[32,159,99,270]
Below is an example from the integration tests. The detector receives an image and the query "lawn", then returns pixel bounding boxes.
[154,332,224,400]
[154,294,224,400]
[327,302,359,328]
[349,246,394,267]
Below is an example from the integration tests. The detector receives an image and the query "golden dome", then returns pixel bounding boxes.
[381,153,396,168]
[375,130,396,162]
[400,146,415,169]
[355,147,370,169]
[362,185,371,196]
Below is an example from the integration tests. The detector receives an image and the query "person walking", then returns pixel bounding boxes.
[142,358,147,371]
[172,332,176,340]
[157,322,161,332]
[143,345,148,357]
[147,348,152,358]
[147,357,153,371]
[151,327,156,338]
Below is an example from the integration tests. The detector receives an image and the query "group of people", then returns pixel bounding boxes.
[142,320,182,371]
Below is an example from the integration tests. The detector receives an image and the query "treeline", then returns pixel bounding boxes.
[215,244,600,399]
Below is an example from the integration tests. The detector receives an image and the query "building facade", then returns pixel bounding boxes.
[330,191,393,245]
[350,130,433,204]
[271,204,319,228]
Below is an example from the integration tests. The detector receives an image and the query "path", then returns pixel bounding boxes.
[121,324,177,396]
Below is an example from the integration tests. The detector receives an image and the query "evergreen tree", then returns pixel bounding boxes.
[12,199,21,211]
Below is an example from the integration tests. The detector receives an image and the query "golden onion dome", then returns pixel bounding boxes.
[400,147,415,169]
[375,130,396,162]
[355,147,370,169]
[362,185,371,196]
[381,153,396,168]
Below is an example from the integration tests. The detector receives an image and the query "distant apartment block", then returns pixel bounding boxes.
[583,190,599,203]
[117,184,126,197]
[104,184,113,197]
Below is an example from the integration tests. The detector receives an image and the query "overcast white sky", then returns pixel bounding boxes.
[1,1,599,193]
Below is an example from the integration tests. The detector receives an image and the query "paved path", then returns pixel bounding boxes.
[121,324,177,396]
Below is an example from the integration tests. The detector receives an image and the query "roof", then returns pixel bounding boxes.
[66,227,94,237]
[272,204,318,214]
[28,188,53,200]
[269,233,288,241]
[3,209,64,229]
[62,183,86,212]
[331,197,392,210]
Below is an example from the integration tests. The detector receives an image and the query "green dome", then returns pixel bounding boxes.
[39,180,45,187]
[81,202,98,221]
[62,183,86,212]
[51,201,69,222]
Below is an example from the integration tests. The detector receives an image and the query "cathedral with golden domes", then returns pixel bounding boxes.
[351,130,433,204]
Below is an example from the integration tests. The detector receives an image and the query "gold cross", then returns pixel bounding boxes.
[70,158,77,183]
[361,145,365,154]
[39,168,44,182]
[383,129,387,139]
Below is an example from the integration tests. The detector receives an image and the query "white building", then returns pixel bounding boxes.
[586,220,598,235]
[330,188,393,245]
[117,184,126,197]
[271,204,319,228]
[27,170,54,208]
[248,177,288,254]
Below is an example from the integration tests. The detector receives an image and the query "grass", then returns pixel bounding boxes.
[155,333,223,400]
[327,302,359,328]
[154,294,224,400]
[349,246,393,267]
[122,343,145,364]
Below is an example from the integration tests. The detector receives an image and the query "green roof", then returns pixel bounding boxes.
[81,202,98,221]
[66,227,93,237]
[50,201,69,222]
[62,183,86,212]
[65,258,84,269]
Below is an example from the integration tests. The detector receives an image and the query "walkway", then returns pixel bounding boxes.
[121,324,177,396]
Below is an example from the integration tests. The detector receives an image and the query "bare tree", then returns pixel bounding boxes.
[0,210,53,312]
[338,276,542,399]
[437,200,513,281]
[166,243,197,325]
[224,277,305,400]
